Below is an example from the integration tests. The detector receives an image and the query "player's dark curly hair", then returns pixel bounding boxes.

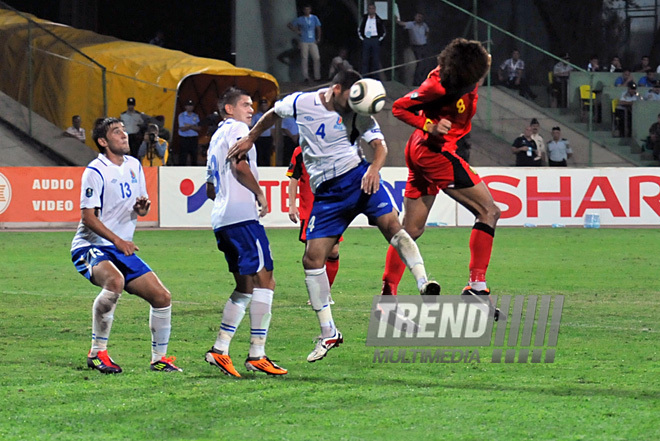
[437,38,490,90]
[331,69,363,91]
[92,117,122,153]
[219,87,251,117]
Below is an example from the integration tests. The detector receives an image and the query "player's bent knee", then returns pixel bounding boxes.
[376,212,403,242]
[103,275,125,294]
[302,254,324,270]
[405,224,425,240]
[486,203,501,224]
[153,288,171,308]
[254,270,275,291]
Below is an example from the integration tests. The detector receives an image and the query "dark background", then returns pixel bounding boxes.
[5,0,234,61]
[4,0,651,86]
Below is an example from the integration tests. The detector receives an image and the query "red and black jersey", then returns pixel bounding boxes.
[392,66,478,153]
[286,146,314,220]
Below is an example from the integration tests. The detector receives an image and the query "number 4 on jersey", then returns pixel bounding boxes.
[315,124,326,139]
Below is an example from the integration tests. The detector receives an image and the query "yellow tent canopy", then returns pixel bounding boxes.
[0,9,279,151]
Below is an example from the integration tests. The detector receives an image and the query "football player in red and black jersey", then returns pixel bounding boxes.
[381,38,501,319]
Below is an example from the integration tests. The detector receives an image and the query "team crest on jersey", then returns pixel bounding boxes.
[85,188,93,198]
[334,116,343,130]
[130,169,137,183]
[304,116,314,121]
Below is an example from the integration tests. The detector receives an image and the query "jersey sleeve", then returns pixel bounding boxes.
[356,114,385,144]
[206,129,220,183]
[79,167,104,210]
[391,74,445,131]
[286,148,303,179]
[274,93,301,119]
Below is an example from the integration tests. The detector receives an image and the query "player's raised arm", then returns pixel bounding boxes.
[228,109,282,159]
[391,76,443,130]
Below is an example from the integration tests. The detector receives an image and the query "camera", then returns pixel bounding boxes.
[148,133,156,143]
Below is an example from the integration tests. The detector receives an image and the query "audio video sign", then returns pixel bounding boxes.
[0,167,158,224]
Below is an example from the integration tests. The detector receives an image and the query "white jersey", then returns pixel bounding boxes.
[206,118,259,229]
[274,89,385,192]
[71,154,147,251]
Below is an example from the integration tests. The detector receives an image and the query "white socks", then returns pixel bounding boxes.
[90,289,121,356]
[214,288,276,358]
[249,288,273,358]
[390,229,428,290]
[150,305,172,362]
[305,267,336,338]
[214,291,251,353]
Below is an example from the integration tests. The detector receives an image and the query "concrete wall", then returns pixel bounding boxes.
[236,0,297,85]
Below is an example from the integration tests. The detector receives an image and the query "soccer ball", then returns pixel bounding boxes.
[348,78,386,115]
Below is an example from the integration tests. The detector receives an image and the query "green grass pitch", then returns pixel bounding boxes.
[1,227,659,440]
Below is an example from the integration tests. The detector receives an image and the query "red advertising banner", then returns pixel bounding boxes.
[0,167,158,224]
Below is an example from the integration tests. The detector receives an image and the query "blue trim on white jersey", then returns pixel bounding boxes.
[87,166,105,214]
[292,92,302,121]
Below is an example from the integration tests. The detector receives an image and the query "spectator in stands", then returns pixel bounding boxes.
[396,12,430,86]
[552,53,573,107]
[648,113,660,161]
[153,115,171,143]
[529,118,547,166]
[328,48,353,80]
[280,116,299,166]
[546,126,572,167]
[120,97,146,158]
[64,115,86,143]
[177,99,201,165]
[149,31,165,47]
[616,83,641,137]
[645,81,660,100]
[634,55,652,74]
[277,39,303,83]
[609,56,623,73]
[287,4,322,83]
[587,55,602,72]
[358,1,387,81]
[638,70,656,87]
[251,99,275,166]
[138,123,168,166]
[498,49,537,100]
[614,69,635,87]
[512,126,541,166]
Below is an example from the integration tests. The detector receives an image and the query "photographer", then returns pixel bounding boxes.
[138,124,169,166]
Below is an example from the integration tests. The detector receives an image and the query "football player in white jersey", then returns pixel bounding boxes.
[203,87,287,377]
[229,70,440,363]
[71,117,181,374]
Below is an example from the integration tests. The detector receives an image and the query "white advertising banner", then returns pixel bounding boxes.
[463,167,660,227]
[158,167,453,228]
[159,167,660,228]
